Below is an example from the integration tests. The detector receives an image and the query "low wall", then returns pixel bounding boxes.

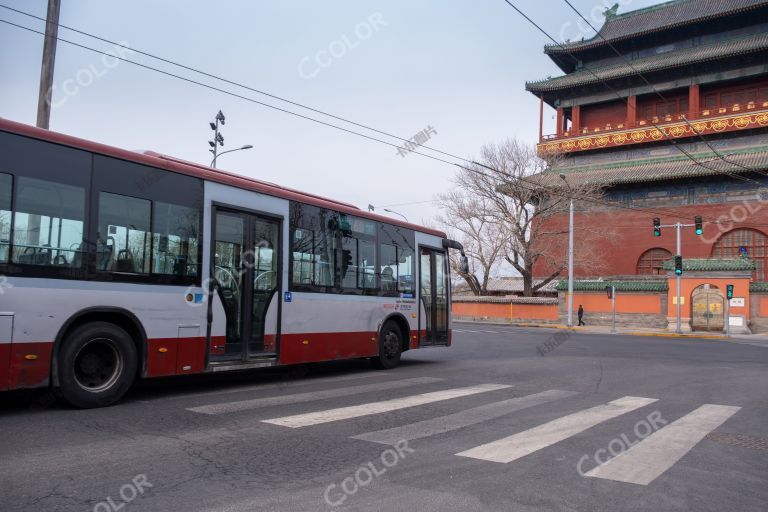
[558,291,667,328]
[452,296,559,324]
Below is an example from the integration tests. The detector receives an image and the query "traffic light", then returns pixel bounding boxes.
[653,218,661,237]
[341,249,353,277]
[605,285,613,299]
[694,216,703,235]
[674,255,683,275]
[726,284,734,299]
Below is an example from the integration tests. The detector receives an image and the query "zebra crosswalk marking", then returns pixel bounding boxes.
[262,383,512,428]
[455,396,658,463]
[585,404,741,485]
[187,377,443,415]
[352,389,578,445]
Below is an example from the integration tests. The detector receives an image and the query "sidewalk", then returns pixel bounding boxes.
[453,319,768,347]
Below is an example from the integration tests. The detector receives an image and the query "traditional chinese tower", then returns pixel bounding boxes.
[527,0,768,280]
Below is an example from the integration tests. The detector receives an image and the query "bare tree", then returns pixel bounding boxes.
[439,138,607,297]
[436,189,506,295]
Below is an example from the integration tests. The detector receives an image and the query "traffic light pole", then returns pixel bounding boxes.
[658,220,697,334]
[567,198,574,327]
[676,222,682,334]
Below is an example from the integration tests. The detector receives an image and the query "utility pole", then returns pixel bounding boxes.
[559,174,574,327]
[36,0,61,129]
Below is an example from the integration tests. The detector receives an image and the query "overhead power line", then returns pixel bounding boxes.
[0,16,725,223]
[0,3,480,167]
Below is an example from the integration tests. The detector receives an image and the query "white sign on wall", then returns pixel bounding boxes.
[729,297,745,307]
[729,316,744,327]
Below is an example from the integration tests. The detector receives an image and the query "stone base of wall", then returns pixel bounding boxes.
[562,312,668,329]
[453,315,559,325]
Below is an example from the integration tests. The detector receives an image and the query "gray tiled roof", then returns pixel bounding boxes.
[524,147,768,188]
[545,0,768,54]
[555,280,668,292]
[452,296,558,304]
[453,277,559,294]
[528,33,768,93]
[661,258,756,271]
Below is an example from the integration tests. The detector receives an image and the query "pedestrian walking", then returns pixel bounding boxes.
[578,304,585,326]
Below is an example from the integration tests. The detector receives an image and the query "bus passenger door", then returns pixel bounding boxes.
[212,208,281,361]
[419,248,449,345]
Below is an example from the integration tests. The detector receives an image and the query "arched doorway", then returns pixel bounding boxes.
[691,284,724,332]
[712,228,768,281]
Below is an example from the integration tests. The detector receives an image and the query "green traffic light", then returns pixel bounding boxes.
[675,269,682,275]
[695,228,703,235]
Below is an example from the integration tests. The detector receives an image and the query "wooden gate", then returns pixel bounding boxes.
[691,287,725,332]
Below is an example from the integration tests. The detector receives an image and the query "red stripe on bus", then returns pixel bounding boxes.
[0,343,10,391]
[146,337,208,377]
[8,342,53,390]
[279,331,379,365]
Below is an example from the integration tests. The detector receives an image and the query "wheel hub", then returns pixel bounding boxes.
[73,338,123,392]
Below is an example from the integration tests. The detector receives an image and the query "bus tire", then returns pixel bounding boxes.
[372,321,402,370]
[56,322,137,408]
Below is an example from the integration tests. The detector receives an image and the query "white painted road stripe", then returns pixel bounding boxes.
[352,389,579,445]
[585,404,741,485]
[188,377,443,415]
[456,396,658,463]
[262,383,512,428]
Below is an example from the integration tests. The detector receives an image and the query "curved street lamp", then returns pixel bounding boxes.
[211,144,253,168]
[383,208,408,222]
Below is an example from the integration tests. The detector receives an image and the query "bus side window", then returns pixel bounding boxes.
[380,243,398,295]
[0,173,11,263]
[398,247,415,295]
[358,239,376,292]
[97,192,151,274]
[152,201,200,277]
[11,176,85,268]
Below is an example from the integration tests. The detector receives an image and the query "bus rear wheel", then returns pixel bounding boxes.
[57,322,137,408]
[372,321,402,370]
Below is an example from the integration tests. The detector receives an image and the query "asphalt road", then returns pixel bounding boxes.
[1,323,767,512]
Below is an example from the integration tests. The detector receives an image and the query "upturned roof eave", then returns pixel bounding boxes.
[542,0,768,56]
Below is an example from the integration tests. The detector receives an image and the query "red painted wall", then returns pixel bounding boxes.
[532,202,768,279]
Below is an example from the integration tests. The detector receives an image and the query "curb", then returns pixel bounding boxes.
[620,331,726,340]
[454,320,731,339]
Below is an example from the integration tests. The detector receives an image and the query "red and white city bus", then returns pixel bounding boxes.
[0,118,468,408]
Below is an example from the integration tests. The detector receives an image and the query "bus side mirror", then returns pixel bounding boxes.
[460,255,469,274]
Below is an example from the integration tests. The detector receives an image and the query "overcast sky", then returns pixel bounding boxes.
[0,0,660,227]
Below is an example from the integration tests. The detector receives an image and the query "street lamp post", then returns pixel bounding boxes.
[383,208,408,222]
[208,110,226,168]
[559,174,574,327]
[210,145,253,167]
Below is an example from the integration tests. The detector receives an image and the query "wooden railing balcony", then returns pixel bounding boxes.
[538,101,768,155]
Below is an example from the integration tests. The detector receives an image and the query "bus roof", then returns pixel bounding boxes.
[0,118,446,238]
